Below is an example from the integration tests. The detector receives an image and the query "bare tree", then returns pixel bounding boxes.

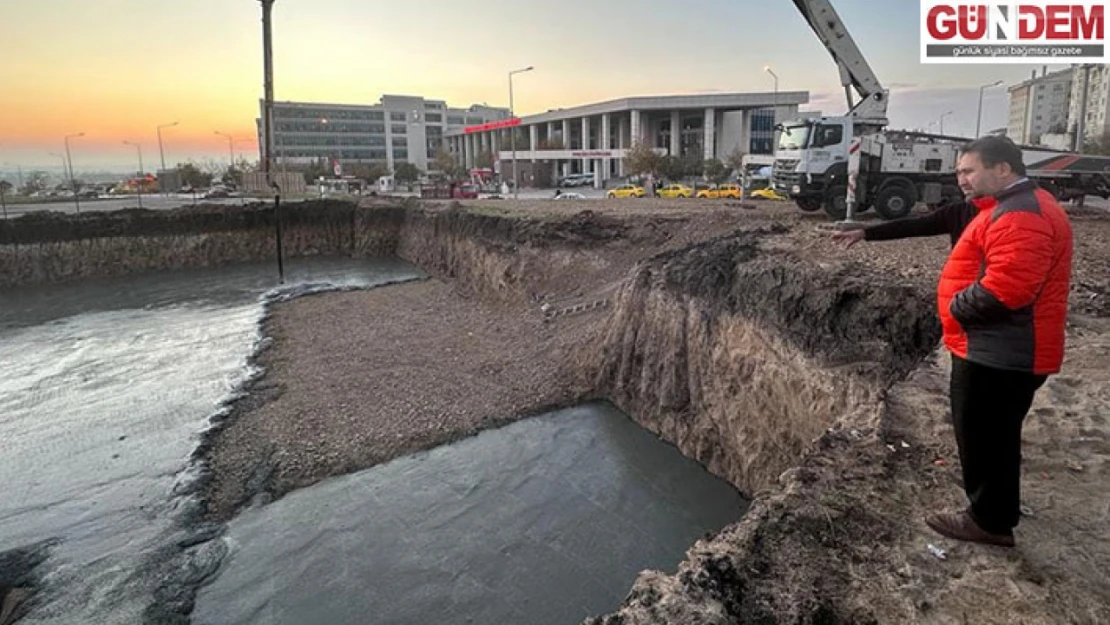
[21,171,49,195]
[1083,130,1110,155]
[433,146,463,181]
[393,162,422,188]
[624,142,663,179]
[703,159,729,184]
[475,150,494,169]
[724,147,746,176]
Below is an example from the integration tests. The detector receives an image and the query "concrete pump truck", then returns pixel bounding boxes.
[772,0,1110,222]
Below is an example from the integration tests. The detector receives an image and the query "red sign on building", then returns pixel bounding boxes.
[463,118,521,134]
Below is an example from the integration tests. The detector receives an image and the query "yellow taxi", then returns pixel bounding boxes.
[606,184,645,198]
[658,184,694,199]
[696,183,742,199]
[749,187,788,201]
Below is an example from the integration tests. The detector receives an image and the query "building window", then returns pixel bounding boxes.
[391,124,407,135]
[390,111,407,122]
[393,148,408,160]
[750,108,776,132]
[391,136,407,147]
[750,138,774,154]
[465,117,483,125]
[447,116,465,125]
[425,113,442,123]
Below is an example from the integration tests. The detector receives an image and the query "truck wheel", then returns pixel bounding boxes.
[874,186,915,220]
[795,197,822,212]
[942,184,963,204]
[1040,181,1061,200]
[823,185,848,220]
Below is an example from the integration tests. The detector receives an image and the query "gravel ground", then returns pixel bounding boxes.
[203,279,598,520]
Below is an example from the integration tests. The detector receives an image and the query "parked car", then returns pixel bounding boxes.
[658,184,693,199]
[749,187,788,201]
[560,173,595,187]
[696,183,742,199]
[606,184,645,199]
[452,183,479,199]
[552,190,585,200]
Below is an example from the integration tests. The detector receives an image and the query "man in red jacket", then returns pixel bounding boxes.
[833,136,1073,547]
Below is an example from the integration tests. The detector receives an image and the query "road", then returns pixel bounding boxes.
[0,194,260,218]
[1,190,1105,219]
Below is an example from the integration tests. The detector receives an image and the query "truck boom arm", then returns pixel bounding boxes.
[790,0,889,127]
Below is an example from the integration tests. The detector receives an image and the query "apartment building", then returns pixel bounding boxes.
[1068,64,1110,147]
[1006,68,1073,145]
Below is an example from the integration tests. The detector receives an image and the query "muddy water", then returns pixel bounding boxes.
[193,403,748,625]
[0,258,425,624]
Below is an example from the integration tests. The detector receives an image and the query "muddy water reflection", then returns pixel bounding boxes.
[194,403,748,625]
[0,258,425,624]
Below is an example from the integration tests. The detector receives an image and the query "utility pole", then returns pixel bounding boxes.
[261,0,276,185]
[157,122,179,194]
[260,0,284,283]
[64,132,85,213]
[123,141,145,209]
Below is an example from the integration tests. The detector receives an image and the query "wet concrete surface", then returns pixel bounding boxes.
[193,402,748,625]
[0,258,425,624]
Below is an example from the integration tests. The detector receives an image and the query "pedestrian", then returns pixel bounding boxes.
[831,135,1073,547]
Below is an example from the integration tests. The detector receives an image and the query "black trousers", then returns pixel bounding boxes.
[949,355,1047,535]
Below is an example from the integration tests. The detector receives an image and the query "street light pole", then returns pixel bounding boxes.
[157,122,179,173]
[158,122,179,195]
[508,65,534,200]
[938,110,954,135]
[64,132,84,213]
[123,141,145,209]
[764,65,779,108]
[975,80,1003,137]
[49,152,67,186]
[214,131,235,184]
[764,66,780,151]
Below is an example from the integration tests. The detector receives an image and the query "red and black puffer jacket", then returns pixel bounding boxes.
[937,179,1073,374]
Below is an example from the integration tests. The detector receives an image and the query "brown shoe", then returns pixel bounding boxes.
[925,511,1015,547]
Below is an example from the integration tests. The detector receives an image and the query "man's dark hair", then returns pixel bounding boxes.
[959,135,1026,176]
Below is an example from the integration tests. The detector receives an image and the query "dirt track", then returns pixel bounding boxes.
[202,197,1110,623]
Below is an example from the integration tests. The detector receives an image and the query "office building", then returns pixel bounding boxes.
[444,91,808,186]
[257,95,509,173]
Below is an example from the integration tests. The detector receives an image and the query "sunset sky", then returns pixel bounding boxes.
[0,0,1075,174]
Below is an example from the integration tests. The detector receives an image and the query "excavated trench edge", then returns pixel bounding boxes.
[0,201,942,625]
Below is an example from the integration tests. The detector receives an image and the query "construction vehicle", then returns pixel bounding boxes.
[773,0,1110,222]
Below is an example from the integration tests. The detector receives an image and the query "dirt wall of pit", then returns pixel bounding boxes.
[0,201,402,288]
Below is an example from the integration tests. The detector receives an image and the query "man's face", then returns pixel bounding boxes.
[956,152,1009,198]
